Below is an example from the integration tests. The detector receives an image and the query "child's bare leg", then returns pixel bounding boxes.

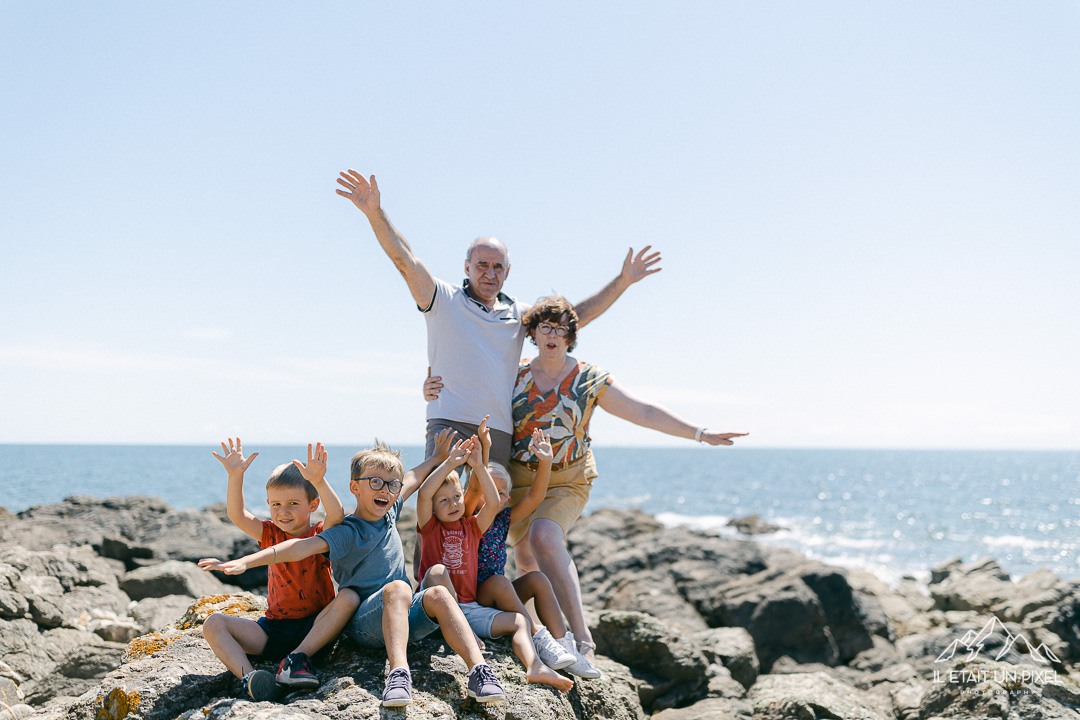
[293,588,360,657]
[201,613,268,679]
[518,521,595,661]
[489,611,573,692]
[513,571,567,638]
[423,565,485,650]
[420,586,485,670]
[477,575,536,634]
[382,580,415,671]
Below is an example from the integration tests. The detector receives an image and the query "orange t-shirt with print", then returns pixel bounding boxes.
[260,520,335,620]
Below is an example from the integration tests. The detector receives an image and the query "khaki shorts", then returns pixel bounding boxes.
[507,450,598,547]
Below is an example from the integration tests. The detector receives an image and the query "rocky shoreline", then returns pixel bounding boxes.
[2,496,1080,719]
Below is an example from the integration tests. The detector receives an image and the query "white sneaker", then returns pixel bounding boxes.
[556,631,602,679]
[533,626,576,670]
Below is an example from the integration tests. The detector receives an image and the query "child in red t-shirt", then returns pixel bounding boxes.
[199,439,358,701]
[416,434,573,692]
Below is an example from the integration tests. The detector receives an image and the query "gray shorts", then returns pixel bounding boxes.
[426,418,511,469]
[346,586,439,649]
[458,601,505,640]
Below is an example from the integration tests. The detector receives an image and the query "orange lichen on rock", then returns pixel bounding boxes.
[94,687,141,720]
[123,631,179,663]
[177,593,266,630]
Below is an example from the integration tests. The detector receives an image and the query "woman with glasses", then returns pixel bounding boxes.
[426,295,746,676]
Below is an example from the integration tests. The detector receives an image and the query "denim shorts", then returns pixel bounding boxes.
[255,615,317,663]
[347,586,439,649]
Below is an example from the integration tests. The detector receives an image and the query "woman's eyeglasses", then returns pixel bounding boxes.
[537,322,570,337]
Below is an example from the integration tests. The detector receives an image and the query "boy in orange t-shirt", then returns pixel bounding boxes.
[199,439,357,702]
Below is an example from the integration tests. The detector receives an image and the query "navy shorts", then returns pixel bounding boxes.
[254,615,317,663]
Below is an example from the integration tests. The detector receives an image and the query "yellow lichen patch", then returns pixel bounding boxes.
[176,593,266,630]
[94,687,141,720]
[123,631,179,663]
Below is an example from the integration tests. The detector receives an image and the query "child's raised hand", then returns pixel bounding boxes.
[465,434,484,468]
[292,442,328,484]
[529,429,554,463]
[199,557,249,575]
[212,438,258,477]
[445,437,473,468]
[477,415,491,452]
[432,428,456,463]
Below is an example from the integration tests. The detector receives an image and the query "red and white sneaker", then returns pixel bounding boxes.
[276,652,320,690]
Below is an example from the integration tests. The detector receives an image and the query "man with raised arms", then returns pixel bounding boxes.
[336,169,661,467]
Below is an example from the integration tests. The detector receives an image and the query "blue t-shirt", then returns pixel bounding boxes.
[318,496,409,600]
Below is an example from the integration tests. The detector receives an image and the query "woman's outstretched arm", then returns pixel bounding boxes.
[596,379,747,446]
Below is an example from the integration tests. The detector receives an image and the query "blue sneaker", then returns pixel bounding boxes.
[381,666,413,707]
[466,663,505,703]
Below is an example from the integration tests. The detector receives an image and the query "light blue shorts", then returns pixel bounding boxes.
[458,601,505,639]
[346,586,439,649]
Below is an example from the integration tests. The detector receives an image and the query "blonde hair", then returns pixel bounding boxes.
[487,462,510,488]
[266,462,317,502]
[350,440,404,480]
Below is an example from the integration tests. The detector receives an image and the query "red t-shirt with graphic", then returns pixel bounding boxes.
[260,520,335,620]
[417,514,481,604]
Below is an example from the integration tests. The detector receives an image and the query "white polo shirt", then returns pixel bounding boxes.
[421,278,530,434]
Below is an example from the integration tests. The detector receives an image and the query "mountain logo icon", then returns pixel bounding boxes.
[934,616,1060,665]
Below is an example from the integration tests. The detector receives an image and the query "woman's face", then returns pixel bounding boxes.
[533,313,571,356]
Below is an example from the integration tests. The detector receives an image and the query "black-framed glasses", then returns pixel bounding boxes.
[358,476,403,493]
[537,322,569,337]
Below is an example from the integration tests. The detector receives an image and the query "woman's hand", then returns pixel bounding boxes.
[701,431,749,446]
[529,429,553,463]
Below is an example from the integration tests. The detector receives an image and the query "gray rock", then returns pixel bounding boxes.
[694,626,760,689]
[0,675,23,705]
[652,696,751,719]
[596,570,709,631]
[993,568,1077,623]
[120,561,231,601]
[930,557,1014,613]
[18,575,65,628]
[0,704,33,720]
[705,566,838,672]
[52,593,645,720]
[726,514,782,535]
[20,643,125,706]
[593,610,709,712]
[750,671,892,720]
[130,595,196,634]
[0,565,29,620]
[705,664,747,699]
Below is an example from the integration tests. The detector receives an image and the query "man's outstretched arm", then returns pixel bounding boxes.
[337,170,437,309]
[573,245,662,329]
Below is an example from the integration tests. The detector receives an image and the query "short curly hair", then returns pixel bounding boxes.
[523,296,578,352]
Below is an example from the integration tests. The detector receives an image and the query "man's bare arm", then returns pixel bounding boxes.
[573,246,662,328]
[336,170,437,308]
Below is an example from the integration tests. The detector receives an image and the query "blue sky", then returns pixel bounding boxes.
[2,2,1078,448]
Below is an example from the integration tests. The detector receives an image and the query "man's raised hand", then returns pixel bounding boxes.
[621,245,663,286]
[292,442,328,484]
[336,170,381,215]
[212,438,258,477]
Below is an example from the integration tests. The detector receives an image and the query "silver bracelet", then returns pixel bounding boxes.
[694,427,706,443]
[272,547,277,563]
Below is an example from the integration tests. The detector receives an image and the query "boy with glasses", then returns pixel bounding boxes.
[202,439,505,707]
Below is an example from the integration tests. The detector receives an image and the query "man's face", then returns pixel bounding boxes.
[350,465,404,522]
[266,487,320,536]
[465,243,510,305]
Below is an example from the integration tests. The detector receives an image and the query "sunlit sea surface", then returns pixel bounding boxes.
[2,445,1078,584]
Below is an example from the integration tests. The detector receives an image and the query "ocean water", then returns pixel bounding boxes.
[2,445,1078,585]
